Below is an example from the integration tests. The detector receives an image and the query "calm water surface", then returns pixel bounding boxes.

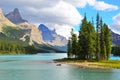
[0,53,120,80]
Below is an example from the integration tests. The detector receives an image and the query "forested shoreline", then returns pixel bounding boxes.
[67,13,112,61]
[0,26,65,54]
[0,37,37,54]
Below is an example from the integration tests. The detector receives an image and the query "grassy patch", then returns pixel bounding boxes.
[55,58,120,69]
[94,60,120,69]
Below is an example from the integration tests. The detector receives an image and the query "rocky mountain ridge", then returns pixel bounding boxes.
[38,24,67,46]
[5,8,28,24]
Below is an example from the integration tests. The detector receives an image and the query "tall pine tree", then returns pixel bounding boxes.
[96,13,101,60]
[71,29,78,58]
[100,18,107,60]
[67,39,72,58]
[78,14,88,59]
[103,24,112,60]
[78,14,96,60]
[86,22,96,60]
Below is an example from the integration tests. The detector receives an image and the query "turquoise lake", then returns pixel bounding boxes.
[0,53,120,80]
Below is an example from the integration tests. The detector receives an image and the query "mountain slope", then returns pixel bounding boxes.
[19,22,44,45]
[0,8,16,32]
[5,8,44,45]
[38,24,67,46]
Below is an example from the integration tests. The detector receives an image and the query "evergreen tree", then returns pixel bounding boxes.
[103,24,112,60]
[96,13,101,60]
[100,18,107,60]
[78,14,88,59]
[86,22,96,60]
[100,27,107,60]
[67,13,112,61]
[112,45,120,56]
[71,29,78,58]
[78,14,96,60]
[67,39,72,58]
[72,33,77,58]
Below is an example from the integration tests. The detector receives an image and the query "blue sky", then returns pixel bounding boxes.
[74,0,120,32]
[0,0,120,38]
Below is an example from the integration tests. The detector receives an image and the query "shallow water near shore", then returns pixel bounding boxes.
[0,53,120,80]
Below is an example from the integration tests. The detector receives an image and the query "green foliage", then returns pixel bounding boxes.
[34,43,66,53]
[103,24,112,60]
[112,45,120,56]
[71,29,78,58]
[67,13,112,61]
[2,26,25,40]
[0,38,37,54]
[0,26,65,54]
[78,15,88,59]
[96,13,101,60]
[67,39,72,58]
[56,58,120,69]
[86,22,96,60]
[78,15,96,60]
[0,26,37,54]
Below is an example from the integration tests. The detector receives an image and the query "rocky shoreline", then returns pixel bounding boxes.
[62,62,111,69]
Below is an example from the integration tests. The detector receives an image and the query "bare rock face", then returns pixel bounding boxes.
[19,22,44,45]
[0,8,16,32]
[5,8,28,24]
[38,24,67,46]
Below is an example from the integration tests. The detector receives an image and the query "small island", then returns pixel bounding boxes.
[55,13,120,69]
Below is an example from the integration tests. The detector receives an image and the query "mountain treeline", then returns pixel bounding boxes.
[67,13,112,60]
[0,38,36,54]
[112,45,120,56]
[0,26,65,54]
[0,26,37,54]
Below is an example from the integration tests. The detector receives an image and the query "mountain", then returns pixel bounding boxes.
[5,8,44,45]
[111,30,120,45]
[4,8,65,53]
[38,24,67,47]
[0,8,16,32]
[19,22,44,45]
[5,8,28,24]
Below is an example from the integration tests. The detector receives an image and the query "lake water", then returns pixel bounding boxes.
[0,53,120,80]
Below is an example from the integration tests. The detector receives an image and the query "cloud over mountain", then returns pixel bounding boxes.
[0,0,118,38]
[110,13,120,34]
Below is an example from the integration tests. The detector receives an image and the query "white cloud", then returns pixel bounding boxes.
[110,13,120,34]
[47,24,73,39]
[63,0,88,8]
[64,0,119,11]
[24,1,82,25]
[93,1,118,11]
